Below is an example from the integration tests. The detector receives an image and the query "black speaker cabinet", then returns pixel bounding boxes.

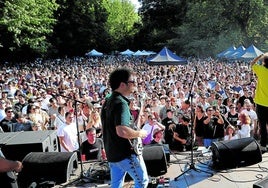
[0,130,59,161]
[143,145,167,177]
[211,137,262,169]
[18,152,78,187]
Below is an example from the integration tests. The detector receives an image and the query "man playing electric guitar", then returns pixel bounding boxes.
[101,68,149,188]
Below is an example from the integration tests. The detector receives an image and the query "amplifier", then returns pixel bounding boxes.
[0,130,59,161]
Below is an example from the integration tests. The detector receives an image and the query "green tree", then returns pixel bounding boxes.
[137,0,187,51]
[0,0,58,55]
[102,0,140,49]
[51,0,109,57]
[171,0,268,57]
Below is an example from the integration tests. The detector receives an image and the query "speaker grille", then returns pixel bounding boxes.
[211,137,262,169]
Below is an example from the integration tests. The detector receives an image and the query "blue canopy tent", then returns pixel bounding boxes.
[226,45,246,60]
[85,49,103,56]
[120,49,134,56]
[146,47,187,65]
[238,44,264,60]
[217,46,236,59]
[142,50,156,55]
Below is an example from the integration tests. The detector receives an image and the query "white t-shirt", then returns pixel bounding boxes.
[57,122,78,152]
[237,124,251,138]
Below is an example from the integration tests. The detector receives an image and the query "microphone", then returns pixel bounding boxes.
[195,66,198,73]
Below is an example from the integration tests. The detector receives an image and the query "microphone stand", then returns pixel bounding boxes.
[54,93,87,181]
[174,66,213,181]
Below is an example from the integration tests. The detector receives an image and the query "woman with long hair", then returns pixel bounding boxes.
[236,112,251,138]
[86,110,102,137]
[193,105,206,146]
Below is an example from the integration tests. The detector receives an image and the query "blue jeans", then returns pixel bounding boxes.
[109,154,149,188]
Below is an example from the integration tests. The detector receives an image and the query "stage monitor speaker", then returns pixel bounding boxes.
[0,130,59,161]
[211,137,262,169]
[18,152,78,187]
[143,145,167,177]
[253,175,268,188]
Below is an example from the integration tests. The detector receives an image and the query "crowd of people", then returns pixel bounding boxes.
[0,54,267,187]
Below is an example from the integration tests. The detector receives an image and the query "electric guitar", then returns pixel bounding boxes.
[129,97,144,155]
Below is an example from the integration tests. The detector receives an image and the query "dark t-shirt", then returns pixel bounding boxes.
[162,117,176,145]
[203,116,224,139]
[101,91,134,162]
[172,124,190,151]
[227,112,239,127]
[194,116,205,137]
[0,118,16,132]
[81,138,104,161]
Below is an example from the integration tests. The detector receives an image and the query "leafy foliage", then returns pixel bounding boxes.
[0,0,58,54]
[170,0,268,57]
[1,0,268,61]
[103,0,140,49]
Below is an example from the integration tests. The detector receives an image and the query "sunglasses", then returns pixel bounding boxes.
[127,80,136,84]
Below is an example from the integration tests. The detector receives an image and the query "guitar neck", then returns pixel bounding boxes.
[135,100,144,129]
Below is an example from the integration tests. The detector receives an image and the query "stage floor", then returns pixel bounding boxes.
[55,147,268,188]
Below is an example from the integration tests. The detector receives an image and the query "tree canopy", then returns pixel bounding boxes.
[0,0,268,61]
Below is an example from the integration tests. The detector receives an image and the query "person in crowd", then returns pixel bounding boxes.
[13,94,27,113]
[150,97,162,118]
[47,97,59,130]
[216,94,228,115]
[81,127,106,161]
[0,107,16,132]
[172,115,192,152]
[226,103,239,128]
[101,68,149,188]
[53,106,65,130]
[142,114,165,145]
[35,102,50,130]
[57,111,79,152]
[86,110,102,137]
[0,100,7,121]
[197,94,210,111]
[251,53,268,152]
[81,99,94,123]
[237,87,254,110]
[1,90,9,102]
[159,97,173,120]
[224,125,238,141]
[21,98,35,115]
[207,90,218,106]
[13,112,34,132]
[203,106,225,147]
[240,100,258,137]
[236,112,251,139]
[161,108,177,148]
[26,104,43,131]
[193,105,206,146]
[150,128,165,144]
[129,97,140,123]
